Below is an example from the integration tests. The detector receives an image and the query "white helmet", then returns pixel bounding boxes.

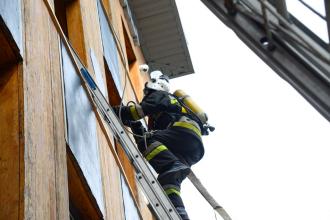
[144,71,170,93]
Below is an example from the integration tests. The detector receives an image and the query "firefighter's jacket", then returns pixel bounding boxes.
[117,90,204,164]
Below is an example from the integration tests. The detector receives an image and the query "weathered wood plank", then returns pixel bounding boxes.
[23,0,69,219]
[50,27,70,220]
[0,64,21,220]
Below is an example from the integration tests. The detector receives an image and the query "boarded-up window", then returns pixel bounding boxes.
[60,42,105,215]
[97,0,122,94]
[55,0,87,65]
[0,0,22,67]
[67,148,103,220]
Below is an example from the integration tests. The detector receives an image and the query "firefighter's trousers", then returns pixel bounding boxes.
[141,127,204,220]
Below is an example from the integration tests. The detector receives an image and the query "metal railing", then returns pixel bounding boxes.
[296,0,325,20]
[236,0,330,61]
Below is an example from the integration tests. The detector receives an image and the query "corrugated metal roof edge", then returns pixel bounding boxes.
[131,0,195,78]
[166,0,195,78]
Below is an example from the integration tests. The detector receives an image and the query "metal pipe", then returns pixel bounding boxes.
[297,0,326,20]
[275,0,289,21]
[324,0,330,50]
[259,0,330,63]
[260,0,273,42]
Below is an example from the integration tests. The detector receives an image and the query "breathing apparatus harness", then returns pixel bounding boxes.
[172,93,215,136]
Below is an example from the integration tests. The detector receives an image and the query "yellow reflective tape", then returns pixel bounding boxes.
[129,105,140,120]
[146,145,168,161]
[181,107,187,113]
[173,121,202,137]
[165,188,181,196]
[170,99,178,104]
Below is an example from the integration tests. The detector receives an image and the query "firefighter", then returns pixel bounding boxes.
[114,71,208,220]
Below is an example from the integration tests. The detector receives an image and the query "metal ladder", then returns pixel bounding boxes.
[43,1,233,219]
[42,1,181,219]
[80,64,181,220]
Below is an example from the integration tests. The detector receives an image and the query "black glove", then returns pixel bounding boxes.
[130,121,148,153]
[112,105,131,126]
[130,121,146,136]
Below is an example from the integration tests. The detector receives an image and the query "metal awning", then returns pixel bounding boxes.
[129,0,194,78]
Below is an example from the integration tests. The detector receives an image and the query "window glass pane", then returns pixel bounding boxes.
[97,0,122,94]
[287,0,328,43]
[121,175,141,220]
[61,42,105,214]
[90,49,108,97]
[0,0,22,53]
[296,0,325,16]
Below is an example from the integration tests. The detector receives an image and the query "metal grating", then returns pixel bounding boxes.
[129,0,194,78]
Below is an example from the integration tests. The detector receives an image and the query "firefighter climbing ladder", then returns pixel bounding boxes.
[43,0,181,219]
[81,66,182,220]
[43,0,232,220]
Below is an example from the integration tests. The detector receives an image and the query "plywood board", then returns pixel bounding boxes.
[0,65,22,220]
[61,42,105,215]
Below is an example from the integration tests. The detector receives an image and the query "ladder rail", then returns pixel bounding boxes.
[87,73,181,219]
[43,1,233,220]
[42,1,181,219]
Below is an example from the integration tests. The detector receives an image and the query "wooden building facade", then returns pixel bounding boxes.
[0,0,193,219]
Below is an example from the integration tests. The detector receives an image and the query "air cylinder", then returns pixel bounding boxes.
[174,89,208,124]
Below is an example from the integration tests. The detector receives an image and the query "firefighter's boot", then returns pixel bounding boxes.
[163,184,190,220]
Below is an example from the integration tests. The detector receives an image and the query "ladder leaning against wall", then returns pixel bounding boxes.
[43,0,232,219]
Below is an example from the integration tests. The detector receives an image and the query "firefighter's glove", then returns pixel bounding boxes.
[112,105,132,126]
[129,121,148,153]
[130,121,146,136]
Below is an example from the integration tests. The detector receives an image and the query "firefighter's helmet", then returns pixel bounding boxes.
[144,71,170,93]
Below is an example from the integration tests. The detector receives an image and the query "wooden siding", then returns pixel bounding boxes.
[23,0,69,219]
[0,64,23,220]
[11,0,155,219]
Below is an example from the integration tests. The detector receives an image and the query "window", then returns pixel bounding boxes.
[104,59,122,106]
[120,0,140,46]
[121,20,144,101]
[60,43,105,216]
[122,20,136,68]
[98,7,142,216]
[0,0,22,67]
[97,0,122,94]
[55,0,105,215]
[54,0,87,64]
[101,42,140,203]
[101,19,140,202]
[89,50,142,220]
[67,147,103,220]
[287,0,328,43]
